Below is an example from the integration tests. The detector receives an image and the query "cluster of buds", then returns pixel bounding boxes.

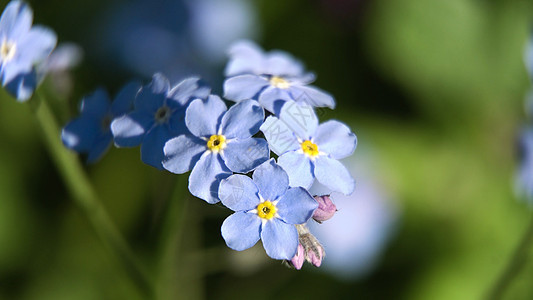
[285,195,337,269]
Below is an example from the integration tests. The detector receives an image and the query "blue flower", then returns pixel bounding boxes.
[260,102,356,195]
[219,159,318,260]
[62,82,140,163]
[111,73,210,169]
[223,40,334,114]
[0,1,56,101]
[163,95,269,203]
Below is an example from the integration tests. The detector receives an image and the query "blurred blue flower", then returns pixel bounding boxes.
[517,128,533,202]
[62,82,140,163]
[223,40,334,114]
[219,159,318,260]
[111,73,210,169]
[0,0,56,101]
[260,102,356,194]
[163,95,269,203]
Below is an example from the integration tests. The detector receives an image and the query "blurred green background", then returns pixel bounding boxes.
[0,0,532,299]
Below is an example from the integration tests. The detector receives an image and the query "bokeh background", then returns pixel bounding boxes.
[0,0,532,299]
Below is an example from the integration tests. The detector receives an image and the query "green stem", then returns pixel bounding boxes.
[32,92,154,297]
[487,213,533,300]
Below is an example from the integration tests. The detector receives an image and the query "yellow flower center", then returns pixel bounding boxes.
[0,40,16,62]
[207,134,226,153]
[269,76,290,89]
[256,201,277,220]
[301,140,319,157]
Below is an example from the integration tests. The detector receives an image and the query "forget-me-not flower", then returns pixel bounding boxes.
[219,159,318,260]
[111,73,210,169]
[62,82,140,163]
[260,102,356,195]
[0,1,57,101]
[223,40,334,114]
[163,95,269,203]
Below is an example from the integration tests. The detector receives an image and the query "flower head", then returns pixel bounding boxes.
[62,82,140,163]
[260,102,356,194]
[223,40,334,114]
[218,159,318,260]
[0,1,57,101]
[163,95,269,203]
[111,73,210,169]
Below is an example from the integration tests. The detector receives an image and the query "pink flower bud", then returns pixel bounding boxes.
[290,244,305,270]
[313,195,337,222]
[307,246,325,267]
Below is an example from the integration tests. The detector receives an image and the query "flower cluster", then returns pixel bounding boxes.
[0,0,358,268]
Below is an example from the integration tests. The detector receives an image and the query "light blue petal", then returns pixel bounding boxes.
[87,134,112,164]
[185,96,227,138]
[62,117,100,152]
[277,151,314,189]
[252,159,289,201]
[17,25,57,65]
[4,71,35,101]
[264,50,304,77]
[221,212,261,251]
[134,74,169,113]
[162,134,205,174]
[219,174,261,211]
[278,101,318,140]
[189,152,232,203]
[314,156,355,195]
[314,120,357,159]
[220,99,264,139]
[140,124,173,169]
[0,1,32,39]
[289,85,335,109]
[80,89,110,117]
[168,77,211,105]
[111,81,141,116]
[223,74,268,102]
[111,111,154,147]
[276,187,318,224]
[257,85,293,114]
[224,40,264,76]
[222,138,269,173]
[259,116,299,156]
[261,219,298,260]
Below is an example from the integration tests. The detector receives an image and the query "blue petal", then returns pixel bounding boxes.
[111,81,141,116]
[162,134,206,174]
[111,111,154,147]
[80,89,110,117]
[219,174,261,211]
[220,99,264,139]
[167,107,188,137]
[189,152,232,203]
[257,85,293,114]
[221,212,261,251]
[87,134,112,163]
[140,124,173,169]
[252,159,289,201]
[314,120,357,159]
[261,219,298,260]
[223,74,268,102]
[185,96,227,138]
[4,71,35,102]
[276,187,318,224]
[314,156,355,195]
[259,116,299,156]
[277,151,314,189]
[17,25,57,66]
[134,74,169,113]
[168,77,211,106]
[264,50,304,77]
[289,85,335,109]
[278,101,318,140]
[222,138,269,173]
[62,117,101,152]
[0,1,32,40]
[224,40,264,76]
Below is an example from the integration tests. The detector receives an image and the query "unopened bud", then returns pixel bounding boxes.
[296,224,326,268]
[306,244,324,267]
[312,195,337,223]
[289,244,305,270]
